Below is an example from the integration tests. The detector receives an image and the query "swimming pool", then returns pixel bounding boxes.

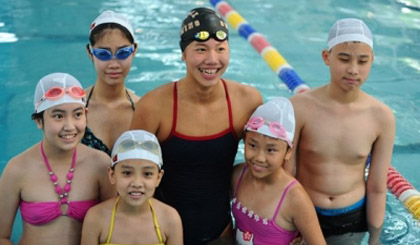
[0,0,419,243]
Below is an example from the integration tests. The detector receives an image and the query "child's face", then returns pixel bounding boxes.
[36,103,86,152]
[88,28,136,86]
[109,159,163,207]
[244,131,291,179]
[322,41,373,91]
[182,38,230,88]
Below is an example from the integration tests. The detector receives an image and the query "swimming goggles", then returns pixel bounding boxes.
[193,30,228,42]
[245,116,292,146]
[89,45,135,61]
[35,86,86,111]
[115,139,161,156]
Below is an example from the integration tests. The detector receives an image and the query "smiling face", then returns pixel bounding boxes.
[88,28,136,87]
[36,103,86,152]
[244,131,292,180]
[182,38,229,88]
[109,159,163,208]
[322,41,373,91]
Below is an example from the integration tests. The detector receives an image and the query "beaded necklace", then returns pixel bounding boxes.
[40,141,77,204]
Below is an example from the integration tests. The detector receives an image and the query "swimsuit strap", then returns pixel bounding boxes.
[220,79,236,138]
[149,199,164,244]
[86,86,95,108]
[105,196,120,244]
[170,82,179,136]
[234,165,249,197]
[125,89,135,111]
[171,80,235,138]
[87,85,135,111]
[272,179,298,220]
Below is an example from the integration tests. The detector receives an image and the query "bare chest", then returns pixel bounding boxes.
[300,108,378,160]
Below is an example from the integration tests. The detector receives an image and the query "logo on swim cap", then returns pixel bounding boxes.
[179,7,229,52]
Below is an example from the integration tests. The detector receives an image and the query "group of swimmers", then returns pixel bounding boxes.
[0,5,395,245]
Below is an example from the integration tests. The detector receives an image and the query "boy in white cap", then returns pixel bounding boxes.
[0,73,115,245]
[231,97,326,245]
[287,18,395,244]
[81,130,183,245]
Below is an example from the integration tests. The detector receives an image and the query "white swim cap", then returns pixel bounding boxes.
[34,73,86,113]
[89,10,135,41]
[327,18,373,50]
[111,130,163,169]
[244,97,295,147]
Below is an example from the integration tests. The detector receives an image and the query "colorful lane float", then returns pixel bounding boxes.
[209,0,420,222]
[387,166,420,220]
[209,0,310,94]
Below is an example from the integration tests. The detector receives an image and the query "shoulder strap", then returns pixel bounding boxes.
[234,165,248,197]
[149,199,164,244]
[272,179,298,219]
[125,89,135,111]
[221,79,236,139]
[169,82,178,136]
[86,86,95,108]
[105,197,120,244]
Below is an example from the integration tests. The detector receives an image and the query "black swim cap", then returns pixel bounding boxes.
[179,7,229,52]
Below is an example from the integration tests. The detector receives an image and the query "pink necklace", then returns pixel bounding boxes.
[40,141,77,204]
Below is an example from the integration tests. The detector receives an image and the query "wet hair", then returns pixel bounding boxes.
[31,111,44,128]
[31,111,44,121]
[89,23,134,46]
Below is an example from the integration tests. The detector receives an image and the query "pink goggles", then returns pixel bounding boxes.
[245,116,292,147]
[36,86,86,109]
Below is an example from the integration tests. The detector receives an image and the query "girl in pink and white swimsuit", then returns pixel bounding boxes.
[231,97,326,245]
[0,73,115,245]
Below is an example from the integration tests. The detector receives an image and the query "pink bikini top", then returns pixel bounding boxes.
[20,199,98,225]
[19,142,98,226]
[232,166,299,245]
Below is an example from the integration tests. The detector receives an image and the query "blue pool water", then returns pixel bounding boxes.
[1,0,419,243]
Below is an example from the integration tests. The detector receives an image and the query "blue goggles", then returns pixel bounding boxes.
[89,45,135,61]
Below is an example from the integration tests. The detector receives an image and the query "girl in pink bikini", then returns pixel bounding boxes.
[232,97,326,245]
[0,73,115,245]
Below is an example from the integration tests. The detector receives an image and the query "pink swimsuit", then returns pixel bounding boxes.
[20,142,98,225]
[232,166,299,245]
[20,199,98,225]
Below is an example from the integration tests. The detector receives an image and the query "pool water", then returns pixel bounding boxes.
[0,0,419,243]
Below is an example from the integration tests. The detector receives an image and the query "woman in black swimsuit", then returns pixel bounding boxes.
[82,10,140,155]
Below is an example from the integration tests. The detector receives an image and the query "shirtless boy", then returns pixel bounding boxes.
[287,18,395,244]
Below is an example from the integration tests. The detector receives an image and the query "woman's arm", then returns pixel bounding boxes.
[0,158,22,243]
